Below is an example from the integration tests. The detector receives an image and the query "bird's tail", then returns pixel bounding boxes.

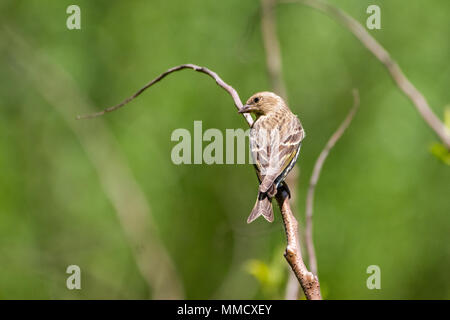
[247,192,274,223]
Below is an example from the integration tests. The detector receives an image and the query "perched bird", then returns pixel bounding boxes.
[239,92,305,223]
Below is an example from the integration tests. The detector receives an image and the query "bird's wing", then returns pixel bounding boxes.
[251,116,304,195]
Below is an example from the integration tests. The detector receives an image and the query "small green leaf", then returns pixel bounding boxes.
[430,142,450,165]
[245,260,271,286]
[244,246,288,299]
[444,106,450,130]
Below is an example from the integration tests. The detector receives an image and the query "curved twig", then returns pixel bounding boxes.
[280,0,450,149]
[305,89,360,277]
[77,64,253,126]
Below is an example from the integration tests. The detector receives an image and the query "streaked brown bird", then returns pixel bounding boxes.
[239,92,305,223]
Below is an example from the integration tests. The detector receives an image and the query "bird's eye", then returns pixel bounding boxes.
[253,97,260,103]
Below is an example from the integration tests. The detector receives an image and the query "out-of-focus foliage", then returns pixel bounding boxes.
[430,143,450,166]
[245,246,286,299]
[430,107,450,165]
[445,107,450,129]
[0,0,449,299]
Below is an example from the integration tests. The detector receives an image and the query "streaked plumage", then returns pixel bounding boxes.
[239,92,305,223]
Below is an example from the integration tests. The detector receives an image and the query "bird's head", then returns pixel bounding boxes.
[239,91,285,116]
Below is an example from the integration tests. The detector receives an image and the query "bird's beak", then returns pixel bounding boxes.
[238,104,256,113]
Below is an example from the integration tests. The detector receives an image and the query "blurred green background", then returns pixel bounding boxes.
[0,0,449,299]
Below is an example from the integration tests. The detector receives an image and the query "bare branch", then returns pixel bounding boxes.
[276,186,322,300]
[280,0,450,149]
[77,64,254,126]
[305,89,360,276]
